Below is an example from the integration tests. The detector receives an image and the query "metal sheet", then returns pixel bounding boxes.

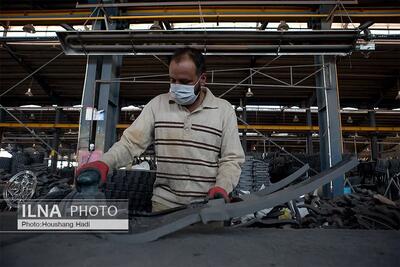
[107,157,358,243]
[56,30,359,56]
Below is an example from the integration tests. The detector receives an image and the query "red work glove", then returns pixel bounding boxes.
[76,161,109,184]
[207,186,230,203]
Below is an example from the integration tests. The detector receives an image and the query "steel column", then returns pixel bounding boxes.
[77,56,103,165]
[306,107,313,154]
[242,98,248,153]
[94,55,122,152]
[368,110,379,160]
[315,55,344,198]
[76,1,125,166]
[51,108,61,171]
[0,109,5,144]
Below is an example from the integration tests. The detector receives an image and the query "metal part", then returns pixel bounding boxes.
[0,51,64,98]
[368,110,379,160]
[315,56,344,198]
[301,188,400,230]
[76,3,125,166]
[1,122,400,133]
[56,30,360,56]
[306,108,313,154]
[0,104,59,154]
[94,55,122,153]
[241,164,309,201]
[2,44,61,103]
[3,170,37,208]
[106,157,357,243]
[76,1,359,8]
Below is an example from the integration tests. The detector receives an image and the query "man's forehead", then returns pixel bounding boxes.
[169,58,197,77]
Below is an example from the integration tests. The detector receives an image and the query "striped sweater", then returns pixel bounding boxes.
[101,87,245,208]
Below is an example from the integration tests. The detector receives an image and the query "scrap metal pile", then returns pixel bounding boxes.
[357,159,400,199]
[300,189,400,230]
[0,149,74,211]
[104,157,359,243]
[0,169,72,211]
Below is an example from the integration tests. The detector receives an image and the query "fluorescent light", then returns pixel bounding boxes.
[343,107,359,111]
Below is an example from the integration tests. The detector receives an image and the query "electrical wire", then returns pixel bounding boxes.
[219,55,281,98]
[0,104,59,155]
[0,51,64,97]
[237,116,319,174]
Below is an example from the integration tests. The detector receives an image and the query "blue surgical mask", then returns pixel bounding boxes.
[169,78,200,105]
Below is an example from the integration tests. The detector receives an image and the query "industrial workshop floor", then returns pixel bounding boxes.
[1,227,399,267]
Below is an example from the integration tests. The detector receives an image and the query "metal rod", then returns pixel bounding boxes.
[0,51,64,97]
[97,79,324,89]
[76,1,359,8]
[219,55,281,98]
[0,104,59,154]
[0,123,399,132]
[252,68,291,86]
[114,64,325,81]
[293,66,324,86]
[236,116,319,174]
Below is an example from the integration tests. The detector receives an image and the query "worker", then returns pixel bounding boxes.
[75,47,245,212]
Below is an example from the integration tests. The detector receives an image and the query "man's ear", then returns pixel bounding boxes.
[200,73,207,86]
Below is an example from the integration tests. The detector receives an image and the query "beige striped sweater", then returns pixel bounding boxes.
[101,87,245,208]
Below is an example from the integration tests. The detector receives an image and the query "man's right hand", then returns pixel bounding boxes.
[75,161,109,194]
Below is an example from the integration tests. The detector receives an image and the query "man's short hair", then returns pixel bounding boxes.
[170,47,206,76]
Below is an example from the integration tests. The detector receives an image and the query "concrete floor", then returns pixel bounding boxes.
[1,227,399,267]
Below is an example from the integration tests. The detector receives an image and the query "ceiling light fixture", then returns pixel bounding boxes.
[347,116,353,124]
[22,24,36,34]
[25,88,33,97]
[246,88,253,98]
[150,21,162,30]
[25,78,34,97]
[277,21,289,31]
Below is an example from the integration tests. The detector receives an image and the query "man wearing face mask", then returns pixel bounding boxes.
[75,47,245,211]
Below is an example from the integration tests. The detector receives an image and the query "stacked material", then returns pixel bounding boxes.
[105,169,156,214]
[34,171,71,198]
[233,156,271,195]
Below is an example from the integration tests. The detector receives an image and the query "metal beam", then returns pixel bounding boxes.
[368,110,379,160]
[312,4,344,198]
[94,55,122,153]
[109,157,358,243]
[2,43,60,103]
[77,1,359,8]
[60,23,75,31]
[1,123,400,133]
[51,108,61,172]
[315,55,344,198]
[57,30,359,56]
[259,21,268,30]
[306,108,313,154]
[5,6,400,25]
[76,1,125,166]
[242,98,248,152]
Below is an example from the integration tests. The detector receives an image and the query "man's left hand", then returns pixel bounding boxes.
[207,186,230,203]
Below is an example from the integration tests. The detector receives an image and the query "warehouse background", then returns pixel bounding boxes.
[0,1,399,204]
[1,1,400,266]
